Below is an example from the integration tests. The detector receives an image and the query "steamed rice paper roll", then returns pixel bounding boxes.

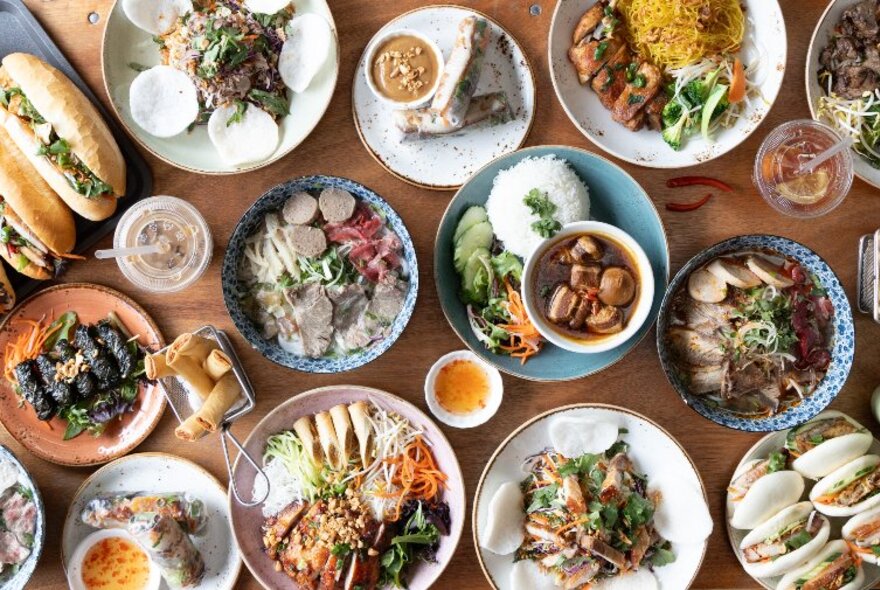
[330,404,355,466]
[129,513,205,588]
[167,354,214,400]
[146,352,175,380]
[81,492,207,534]
[203,348,232,381]
[429,15,489,128]
[194,373,241,432]
[393,92,513,141]
[315,411,342,470]
[348,401,374,468]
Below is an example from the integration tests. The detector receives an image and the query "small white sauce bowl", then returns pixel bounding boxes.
[425,350,503,429]
[522,221,655,354]
[67,529,161,590]
[363,28,445,110]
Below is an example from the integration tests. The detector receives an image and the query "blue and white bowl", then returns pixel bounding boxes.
[221,176,418,373]
[0,444,44,590]
[657,235,854,432]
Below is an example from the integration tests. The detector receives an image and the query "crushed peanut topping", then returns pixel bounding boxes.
[55,352,90,382]
[377,46,430,95]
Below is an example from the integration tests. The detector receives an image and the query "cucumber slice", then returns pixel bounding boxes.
[453,205,489,244]
[453,221,493,273]
[461,247,491,304]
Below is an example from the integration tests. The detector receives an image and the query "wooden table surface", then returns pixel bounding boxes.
[10,0,880,588]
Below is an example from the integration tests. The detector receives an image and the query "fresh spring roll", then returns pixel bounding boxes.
[739,502,830,578]
[168,333,217,365]
[81,492,207,534]
[785,410,872,480]
[348,401,374,469]
[393,91,513,141]
[810,455,880,517]
[428,15,490,128]
[293,416,322,466]
[194,373,241,432]
[728,451,804,530]
[776,540,864,590]
[203,349,232,381]
[329,404,355,466]
[843,504,880,564]
[73,324,120,390]
[166,354,214,400]
[128,513,205,588]
[314,411,342,470]
[146,352,175,380]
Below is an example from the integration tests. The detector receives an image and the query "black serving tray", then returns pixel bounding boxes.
[0,0,153,299]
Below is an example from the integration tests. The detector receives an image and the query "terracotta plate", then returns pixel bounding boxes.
[229,385,465,590]
[0,283,165,466]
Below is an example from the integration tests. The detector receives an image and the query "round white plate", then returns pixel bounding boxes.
[353,5,536,190]
[101,0,339,175]
[549,0,787,168]
[806,0,880,189]
[726,429,880,590]
[61,453,241,590]
[473,404,710,589]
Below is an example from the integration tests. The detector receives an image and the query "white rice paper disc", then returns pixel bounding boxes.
[548,417,618,458]
[207,104,280,166]
[129,65,199,138]
[279,14,333,93]
[650,475,713,544]
[479,481,524,555]
[510,559,558,590]
[593,569,659,590]
[122,0,192,35]
[244,0,291,15]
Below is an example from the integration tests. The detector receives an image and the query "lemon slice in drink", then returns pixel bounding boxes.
[776,170,830,205]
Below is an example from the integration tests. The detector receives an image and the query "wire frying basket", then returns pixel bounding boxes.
[154,325,268,506]
[858,231,880,324]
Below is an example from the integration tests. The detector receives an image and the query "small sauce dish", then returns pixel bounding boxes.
[67,529,160,590]
[364,28,445,109]
[425,350,502,429]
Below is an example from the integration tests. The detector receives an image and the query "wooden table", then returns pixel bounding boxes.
[11,0,880,588]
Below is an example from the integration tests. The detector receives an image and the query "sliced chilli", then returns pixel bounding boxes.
[666,176,734,192]
[666,193,713,212]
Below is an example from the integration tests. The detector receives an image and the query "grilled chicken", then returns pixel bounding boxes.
[572,2,607,45]
[612,62,662,123]
[630,526,655,568]
[591,44,632,109]
[600,453,633,502]
[742,513,823,562]
[624,111,646,131]
[562,475,587,513]
[645,93,668,131]
[581,535,627,569]
[262,501,308,560]
[568,37,625,84]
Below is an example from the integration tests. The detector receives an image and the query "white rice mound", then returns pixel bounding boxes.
[485,155,590,259]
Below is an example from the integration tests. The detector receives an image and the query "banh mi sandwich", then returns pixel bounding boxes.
[843,504,880,564]
[739,502,830,578]
[785,410,872,480]
[810,455,880,517]
[0,125,76,279]
[728,451,805,530]
[0,53,124,221]
[776,540,864,590]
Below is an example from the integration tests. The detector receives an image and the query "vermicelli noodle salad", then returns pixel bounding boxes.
[567,0,763,151]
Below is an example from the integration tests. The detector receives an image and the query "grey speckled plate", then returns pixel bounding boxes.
[353,5,536,190]
[0,444,44,590]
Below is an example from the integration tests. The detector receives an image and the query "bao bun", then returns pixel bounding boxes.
[789,410,872,479]
[739,502,830,578]
[776,540,864,590]
[810,454,880,517]
[842,505,880,564]
[729,464,804,530]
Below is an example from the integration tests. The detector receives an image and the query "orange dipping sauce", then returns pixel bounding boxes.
[434,359,489,415]
[81,536,152,590]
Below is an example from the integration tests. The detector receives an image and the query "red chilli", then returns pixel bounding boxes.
[666,176,734,192]
[666,193,713,212]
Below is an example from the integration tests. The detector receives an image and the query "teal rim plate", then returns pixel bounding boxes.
[434,145,669,381]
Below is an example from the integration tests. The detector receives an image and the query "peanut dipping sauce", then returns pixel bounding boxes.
[370,35,439,102]
[80,536,152,590]
[433,359,489,415]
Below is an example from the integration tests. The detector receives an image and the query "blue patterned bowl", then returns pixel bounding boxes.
[656,235,855,432]
[0,444,44,590]
[221,176,418,373]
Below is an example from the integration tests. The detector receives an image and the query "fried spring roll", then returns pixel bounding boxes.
[145,353,175,380]
[81,492,207,534]
[167,355,214,400]
[128,513,205,588]
[315,411,342,470]
[293,416,322,465]
[194,373,240,432]
[167,333,217,365]
[430,16,490,128]
[330,404,355,467]
[203,349,232,381]
[175,415,208,442]
[349,401,375,469]
[393,92,513,141]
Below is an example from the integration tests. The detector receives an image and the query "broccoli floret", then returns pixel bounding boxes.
[661,100,683,128]
[662,108,688,151]
[682,80,706,106]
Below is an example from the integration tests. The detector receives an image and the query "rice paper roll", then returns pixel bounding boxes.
[393,92,513,141]
[54,340,97,398]
[429,15,489,128]
[81,492,207,535]
[194,373,241,432]
[95,321,136,379]
[203,349,232,381]
[128,513,205,588]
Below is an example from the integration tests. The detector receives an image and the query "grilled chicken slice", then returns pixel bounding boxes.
[624,110,646,131]
[568,37,624,84]
[600,453,633,502]
[572,2,607,45]
[591,44,631,109]
[612,62,662,123]
[645,93,668,131]
[345,551,381,590]
[581,535,627,569]
[562,475,587,513]
[320,556,345,590]
[630,526,655,568]
[262,501,308,560]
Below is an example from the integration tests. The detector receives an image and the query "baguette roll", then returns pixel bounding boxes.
[0,53,125,220]
[329,404,355,467]
[293,416,322,466]
[0,125,76,279]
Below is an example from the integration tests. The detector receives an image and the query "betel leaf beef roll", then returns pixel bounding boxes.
[95,321,136,379]
[129,513,205,588]
[53,340,97,399]
[12,360,54,420]
[82,492,207,535]
[73,325,120,390]
[34,353,72,406]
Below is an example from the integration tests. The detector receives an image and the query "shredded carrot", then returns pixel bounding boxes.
[498,279,542,364]
[3,315,60,384]
[729,58,746,104]
[373,436,448,521]
[556,516,589,535]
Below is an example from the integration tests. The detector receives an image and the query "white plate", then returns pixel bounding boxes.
[549,0,787,168]
[61,453,241,590]
[473,404,709,589]
[726,430,880,590]
[101,0,339,175]
[806,0,880,189]
[352,5,536,190]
